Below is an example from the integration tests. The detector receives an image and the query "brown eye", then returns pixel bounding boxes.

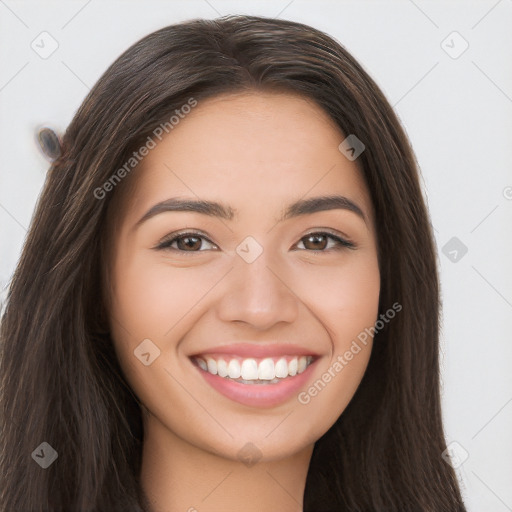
[302,234,329,251]
[296,232,354,252]
[176,235,203,251]
[156,232,218,252]
[156,231,354,254]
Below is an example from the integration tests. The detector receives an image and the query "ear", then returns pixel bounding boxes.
[36,126,62,161]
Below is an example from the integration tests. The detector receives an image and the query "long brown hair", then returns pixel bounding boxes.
[0,15,466,511]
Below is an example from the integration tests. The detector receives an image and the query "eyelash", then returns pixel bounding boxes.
[154,229,355,254]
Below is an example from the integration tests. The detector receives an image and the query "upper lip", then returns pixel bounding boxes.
[189,343,320,359]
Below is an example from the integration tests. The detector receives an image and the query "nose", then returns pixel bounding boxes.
[215,251,299,330]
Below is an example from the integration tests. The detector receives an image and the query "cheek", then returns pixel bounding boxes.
[295,252,380,346]
[289,254,379,430]
[333,264,380,344]
[107,250,215,411]
[109,250,212,341]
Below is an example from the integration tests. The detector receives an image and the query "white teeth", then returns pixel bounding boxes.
[196,355,314,381]
[288,358,298,376]
[206,358,217,375]
[217,358,228,377]
[228,359,241,379]
[274,358,288,378]
[241,358,258,380]
[258,358,275,380]
[298,356,307,374]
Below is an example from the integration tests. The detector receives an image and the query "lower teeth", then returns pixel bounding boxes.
[229,377,285,385]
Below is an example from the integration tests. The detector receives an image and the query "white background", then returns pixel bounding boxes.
[1,1,511,510]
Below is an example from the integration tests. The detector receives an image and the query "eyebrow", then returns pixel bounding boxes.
[132,194,367,230]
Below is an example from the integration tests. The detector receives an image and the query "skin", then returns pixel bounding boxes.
[106,91,380,512]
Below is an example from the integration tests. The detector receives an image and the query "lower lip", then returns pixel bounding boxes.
[193,359,318,408]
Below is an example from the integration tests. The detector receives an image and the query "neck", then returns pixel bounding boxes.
[139,414,313,512]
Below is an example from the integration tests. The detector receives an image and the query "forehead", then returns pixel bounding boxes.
[114,91,373,226]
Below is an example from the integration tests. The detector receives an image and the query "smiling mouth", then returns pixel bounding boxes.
[191,355,315,385]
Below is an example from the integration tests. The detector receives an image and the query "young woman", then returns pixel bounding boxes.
[0,14,467,512]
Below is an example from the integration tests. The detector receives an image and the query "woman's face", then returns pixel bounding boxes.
[106,91,380,463]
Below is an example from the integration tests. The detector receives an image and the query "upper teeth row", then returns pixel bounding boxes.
[195,356,313,380]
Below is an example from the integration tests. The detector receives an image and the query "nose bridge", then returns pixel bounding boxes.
[216,242,298,329]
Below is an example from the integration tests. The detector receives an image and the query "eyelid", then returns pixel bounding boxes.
[296,229,356,251]
[154,228,356,252]
[154,229,217,251]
